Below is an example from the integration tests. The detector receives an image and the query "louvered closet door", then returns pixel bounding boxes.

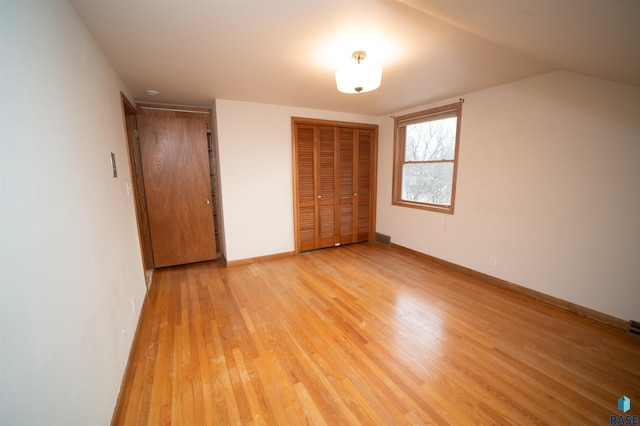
[357,129,373,242]
[294,119,376,252]
[338,128,356,245]
[338,128,372,244]
[295,125,317,252]
[317,126,338,248]
[295,125,338,250]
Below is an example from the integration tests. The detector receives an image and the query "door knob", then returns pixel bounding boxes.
[317,195,321,199]
[206,199,211,205]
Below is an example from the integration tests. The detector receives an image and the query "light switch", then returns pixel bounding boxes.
[110,152,117,177]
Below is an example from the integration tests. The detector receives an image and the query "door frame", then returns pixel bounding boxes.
[121,93,154,270]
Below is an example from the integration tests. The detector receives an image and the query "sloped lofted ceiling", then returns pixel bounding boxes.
[69,0,640,116]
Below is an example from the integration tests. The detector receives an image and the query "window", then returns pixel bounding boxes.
[392,102,462,214]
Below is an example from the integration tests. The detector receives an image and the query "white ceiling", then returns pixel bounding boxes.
[69,0,640,116]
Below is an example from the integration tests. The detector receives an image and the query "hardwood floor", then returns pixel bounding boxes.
[113,243,640,425]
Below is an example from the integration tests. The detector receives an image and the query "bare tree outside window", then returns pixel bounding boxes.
[392,102,462,214]
[402,117,456,204]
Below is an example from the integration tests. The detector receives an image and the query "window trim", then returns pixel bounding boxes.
[392,101,462,214]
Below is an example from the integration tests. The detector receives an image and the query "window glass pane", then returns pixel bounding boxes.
[404,117,457,161]
[401,162,453,205]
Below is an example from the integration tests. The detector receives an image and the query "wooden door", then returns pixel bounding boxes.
[138,115,216,267]
[338,127,373,244]
[317,126,338,248]
[357,129,373,242]
[295,124,338,250]
[338,127,356,245]
[296,124,317,251]
[293,118,377,253]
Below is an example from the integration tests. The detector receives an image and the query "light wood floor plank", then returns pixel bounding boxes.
[113,243,640,425]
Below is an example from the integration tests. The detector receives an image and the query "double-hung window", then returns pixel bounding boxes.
[392,102,462,214]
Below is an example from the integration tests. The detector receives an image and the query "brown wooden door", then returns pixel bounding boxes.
[317,126,338,248]
[338,127,356,245]
[296,124,318,251]
[294,118,377,253]
[338,127,373,244]
[357,129,373,242]
[138,115,216,267]
[295,124,338,250]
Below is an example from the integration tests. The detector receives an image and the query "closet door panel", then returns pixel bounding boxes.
[338,128,356,245]
[318,126,337,248]
[357,130,372,242]
[296,125,318,250]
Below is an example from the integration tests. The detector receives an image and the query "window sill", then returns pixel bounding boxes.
[392,199,454,215]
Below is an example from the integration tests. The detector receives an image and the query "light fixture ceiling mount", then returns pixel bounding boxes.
[335,50,382,94]
[351,50,367,62]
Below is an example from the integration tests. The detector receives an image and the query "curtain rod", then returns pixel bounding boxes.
[390,98,465,119]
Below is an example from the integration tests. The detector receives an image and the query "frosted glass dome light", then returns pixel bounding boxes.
[335,51,382,94]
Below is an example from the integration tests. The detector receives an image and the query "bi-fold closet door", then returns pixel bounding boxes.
[293,118,377,252]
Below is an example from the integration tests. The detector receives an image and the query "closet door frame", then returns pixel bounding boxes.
[292,117,378,254]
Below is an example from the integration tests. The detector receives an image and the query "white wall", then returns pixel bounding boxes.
[214,99,377,262]
[0,2,147,425]
[377,71,640,321]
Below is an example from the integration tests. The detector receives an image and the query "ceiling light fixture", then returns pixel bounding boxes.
[335,51,382,94]
[144,89,160,96]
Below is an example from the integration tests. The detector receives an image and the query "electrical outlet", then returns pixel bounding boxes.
[489,255,498,267]
[131,297,136,314]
